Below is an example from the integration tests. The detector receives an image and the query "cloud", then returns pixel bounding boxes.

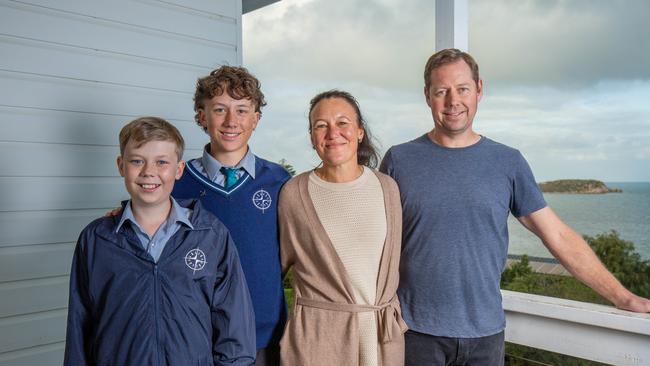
[470,0,650,88]
[244,0,436,90]
[243,0,650,181]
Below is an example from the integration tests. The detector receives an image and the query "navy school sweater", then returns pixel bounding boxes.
[172,156,291,349]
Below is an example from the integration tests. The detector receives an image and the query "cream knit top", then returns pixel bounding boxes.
[308,167,387,366]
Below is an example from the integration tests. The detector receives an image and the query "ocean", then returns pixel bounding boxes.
[508,182,650,260]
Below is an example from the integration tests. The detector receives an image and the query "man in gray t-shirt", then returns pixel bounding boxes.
[380,48,650,366]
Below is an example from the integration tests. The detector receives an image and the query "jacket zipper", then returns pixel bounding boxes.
[154,264,161,366]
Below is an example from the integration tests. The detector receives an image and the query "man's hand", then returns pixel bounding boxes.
[104,207,121,217]
[615,293,650,313]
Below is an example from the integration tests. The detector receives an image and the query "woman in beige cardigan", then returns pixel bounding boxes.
[278,90,407,366]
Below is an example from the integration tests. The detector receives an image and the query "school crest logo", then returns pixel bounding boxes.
[252,189,272,213]
[185,248,206,273]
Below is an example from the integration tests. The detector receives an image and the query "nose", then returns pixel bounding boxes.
[446,89,460,107]
[325,124,338,139]
[140,161,155,176]
[224,108,237,127]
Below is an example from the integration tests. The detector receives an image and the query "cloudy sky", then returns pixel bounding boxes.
[242,0,650,182]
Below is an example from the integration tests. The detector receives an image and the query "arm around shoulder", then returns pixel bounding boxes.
[517,207,650,313]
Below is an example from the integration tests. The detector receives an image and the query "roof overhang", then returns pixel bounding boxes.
[242,0,280,14]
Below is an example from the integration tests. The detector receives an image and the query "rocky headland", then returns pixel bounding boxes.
[538,179,622,194]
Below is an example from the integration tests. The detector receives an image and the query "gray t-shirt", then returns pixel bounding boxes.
[380,134,546,337]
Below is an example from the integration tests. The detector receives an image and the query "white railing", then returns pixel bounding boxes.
[503,290,650,365]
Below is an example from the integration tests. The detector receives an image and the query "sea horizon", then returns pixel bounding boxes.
[509,181,650,261]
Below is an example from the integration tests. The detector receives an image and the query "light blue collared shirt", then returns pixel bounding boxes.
[190,144,256,185]
[116,198,193,262]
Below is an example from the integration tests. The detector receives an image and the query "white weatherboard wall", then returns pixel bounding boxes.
[0,1,242,364]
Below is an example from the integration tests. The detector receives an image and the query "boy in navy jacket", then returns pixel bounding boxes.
[64,117,256,366]
[172,66,290,365]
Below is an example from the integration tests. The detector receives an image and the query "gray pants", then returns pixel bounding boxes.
[405,330,505,366]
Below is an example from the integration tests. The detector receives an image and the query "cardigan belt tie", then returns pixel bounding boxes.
[296,296,408,343]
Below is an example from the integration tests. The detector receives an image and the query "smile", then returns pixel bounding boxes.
[221,131,242,137]
[444,111,466,117]
[138,183,161,191]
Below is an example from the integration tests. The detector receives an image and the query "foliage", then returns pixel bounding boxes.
[505,344,609,366]
[584,230,650,298]
[502,231,649,365]
[283,267,294,289]
[279,158,297,177]
[284,288,294,316]
[501,255,532,287]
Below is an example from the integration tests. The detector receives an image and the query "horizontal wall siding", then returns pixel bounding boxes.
[0,343,64,366]
[0,0,242,364]
[0,143,202,177]
[0,106,206,147]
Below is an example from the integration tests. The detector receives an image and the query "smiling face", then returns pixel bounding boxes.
[198,91,260,164]
[425,59,483,139]
[117,139,185,210]
[310,97,364,169]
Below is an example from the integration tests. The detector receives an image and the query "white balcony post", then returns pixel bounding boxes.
[435,0,469,51]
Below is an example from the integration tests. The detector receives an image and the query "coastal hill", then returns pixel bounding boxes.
[538,179,622,194]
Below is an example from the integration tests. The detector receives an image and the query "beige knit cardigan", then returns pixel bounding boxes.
[278,170,407,366]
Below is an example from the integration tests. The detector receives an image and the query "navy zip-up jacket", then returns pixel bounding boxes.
[64,199,256,366]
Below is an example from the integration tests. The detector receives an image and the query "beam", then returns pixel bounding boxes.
[242,0,280,14]
[435,0,469,51]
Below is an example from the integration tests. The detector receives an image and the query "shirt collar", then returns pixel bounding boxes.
[201,144,256,180]
[115,197,194,234]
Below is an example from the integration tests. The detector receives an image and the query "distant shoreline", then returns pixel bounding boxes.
[538,179,622,194]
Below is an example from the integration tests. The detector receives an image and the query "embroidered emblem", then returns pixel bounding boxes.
[200,189,207,197]
[185,248,207,273]
[252,189,272,213]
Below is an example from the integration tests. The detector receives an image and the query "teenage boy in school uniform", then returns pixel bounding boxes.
[64,117,256,366]
[172,66,290,366]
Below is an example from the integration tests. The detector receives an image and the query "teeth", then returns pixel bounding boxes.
[223,132,240,137]
[140,184,158,189]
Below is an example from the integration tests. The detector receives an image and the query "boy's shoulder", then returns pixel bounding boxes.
[254,155,292,182]
[76,215,119,250]
[180,198,229,236]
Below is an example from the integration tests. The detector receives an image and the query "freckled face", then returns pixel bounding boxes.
[425,60,483,137]
[117,140,185,209]
[310,97,364,168]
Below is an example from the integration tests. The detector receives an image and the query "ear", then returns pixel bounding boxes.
[117,156,125,177]
[424,85,432,108]
[252,111,261,131]
[175,160,186,180]
[358,128,365,142]
[477,79,484,103]
[198,109,208,130]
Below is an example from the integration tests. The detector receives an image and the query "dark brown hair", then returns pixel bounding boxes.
[308,90,380,169]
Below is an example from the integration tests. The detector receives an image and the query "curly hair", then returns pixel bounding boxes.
[193,66,267,131]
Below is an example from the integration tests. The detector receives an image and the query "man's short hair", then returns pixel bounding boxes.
[119,116,185,160]
[193,65,267,130]
[424,48,480,91]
